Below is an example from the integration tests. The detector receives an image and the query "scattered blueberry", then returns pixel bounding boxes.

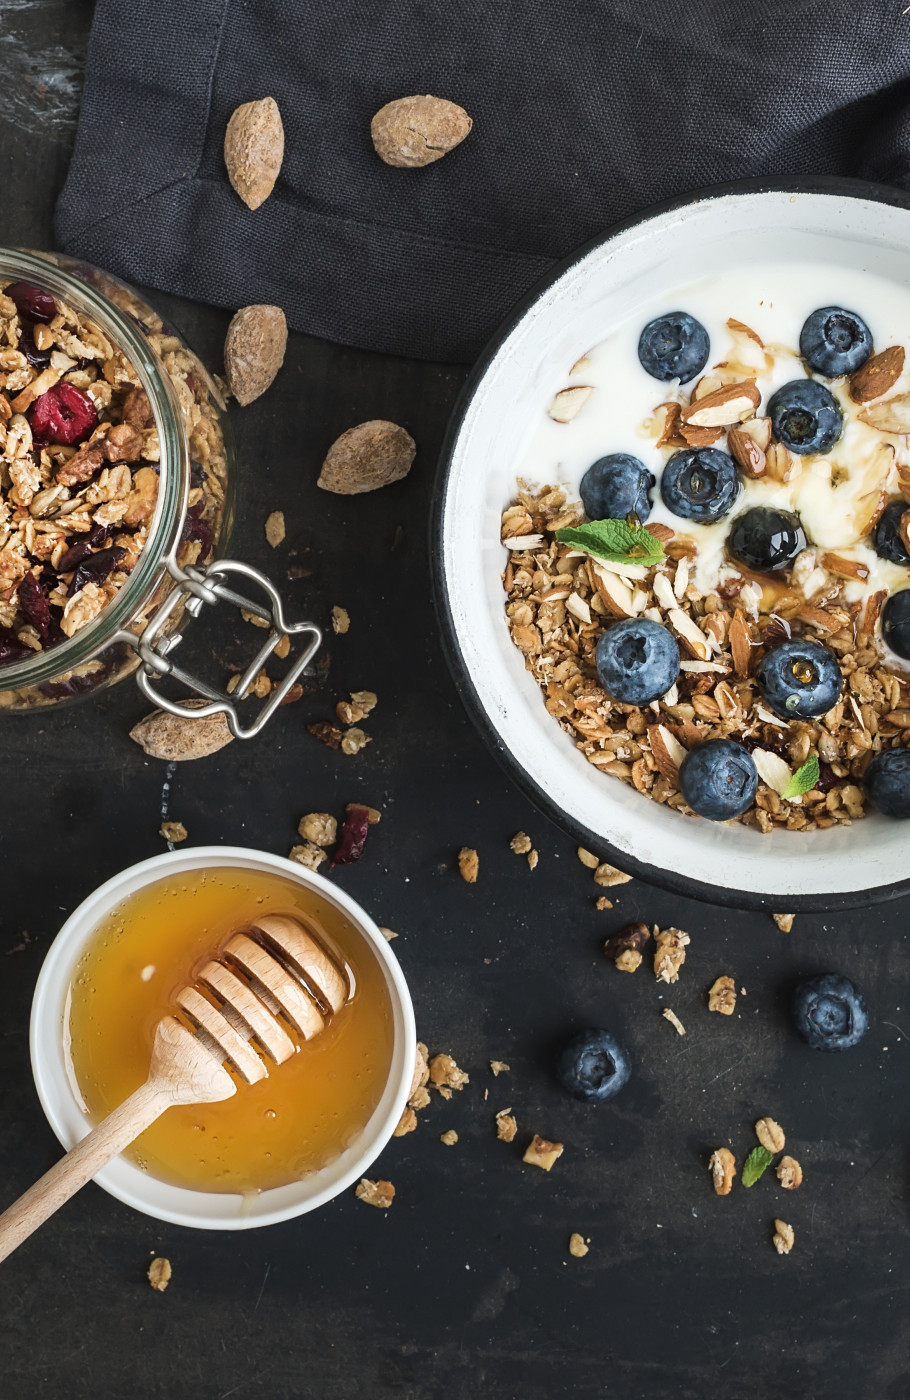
[881,590,910,660]
[799,307,873,377]
[792,974,868,1051]
[767,379,843,455]
[579,454,655,524]
[873,500,910,566]
[638,312,710,384]
[756,638,843,719]
[727,507,807,574]
[678,739,758,820]
[595,617,680,705]
[557,1027,631,1103]
[660,448,740,523]
[863,747,910,818]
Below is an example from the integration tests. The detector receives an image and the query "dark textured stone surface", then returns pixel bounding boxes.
[1,8,910,1399]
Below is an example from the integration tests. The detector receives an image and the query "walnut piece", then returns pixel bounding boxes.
[708,975,737,1015]
[772,912,795,932]
[341,727,371,756]
[224,96,284,209]
[147,1257,172,1291]
[429,1053,469,1091]
[458,847,479,883]
[298,812,338,846]
[776,1155,803,1190]
[224,304,287,406]
[594,861,633,888]
[130,700,234,761]
[318,420,416,495]
[265,510,286,547]
[577,847,600,869]
[355,1178,395,1209]
[653,927,690,984]
[523,1134,564,1171]
[159,821,187,843]
[288,842,327,871]
[709,1147,736,1196]
[772,1219,794,1254]
[755,1117,786,1153]
[370,94,472,168]
[495,1109,518,1142]
[331,605,351,634]
[568,1233,589,1258]
[510,831,532,855]
[440,1130,459,1146]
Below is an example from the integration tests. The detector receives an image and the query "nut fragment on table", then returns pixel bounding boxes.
[523,1134,564,1171]
[318,420,416,494]
[755,1117,786,1153]
[653,926,690,984]
[490,1060,510,1076]
[458,847,479,883]
[332,605,350,634]
[594,862,632,888]
[772,913,795,932]
[568,1233,589,1258]
[147,1257,172,1291]
[527,848,539,871]
[288,841,327,871]
[393,1106,417,1137]
[662,1007,686,1036]
[577,847,600,869]
[224,304,287,405]
[264,510,285,547]
[298,812,338,846]
[595,897,613,911]
[224,95,284,209]
[510,831,532,855]
[709,1147,736,1196]
[355,1178,395,1209]
[429,1053,469,1092]
[130,701,234,761]
[708,975,737,1014]
[341,727,371,756]
[776,1155,803,1190]
[440,1130,459,1146]
[351,690,378,716]
[772,1219,794,1254]
[379,927,398,941]
[495,1108,518,1142]
[604,922,650,973]
[370,94,472,167]
[159,821,187,843]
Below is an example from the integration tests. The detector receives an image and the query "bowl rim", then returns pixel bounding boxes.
[29,846,415,1230]
[431,174,910,912]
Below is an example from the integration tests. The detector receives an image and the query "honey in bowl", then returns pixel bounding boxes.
[65,867,395,1194]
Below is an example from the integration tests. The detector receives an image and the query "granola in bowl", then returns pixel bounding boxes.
[503,293,910,832]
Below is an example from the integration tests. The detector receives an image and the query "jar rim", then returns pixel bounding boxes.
[0,249,189,686]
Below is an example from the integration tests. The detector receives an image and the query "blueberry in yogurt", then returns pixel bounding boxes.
[756,638,843,719]
[799,307,873,377]
[557,1028,631,1103]
[767,379,843,455]
[678,739,758,821]
[595,617,679,705]
[728,507,807,574]
[792,974,868,1052]
[873,500,910,566]
[660,448,740,523]
[881,589,910,660]
[580,454,655,524]
[638,312,709,384]
[863,747,910,818]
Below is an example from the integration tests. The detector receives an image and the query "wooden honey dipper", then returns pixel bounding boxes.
[0,915,349,1263]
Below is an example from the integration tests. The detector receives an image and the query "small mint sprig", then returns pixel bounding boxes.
[782,754,820,801]
[555,518,665,568]
[741,1145,775,1187]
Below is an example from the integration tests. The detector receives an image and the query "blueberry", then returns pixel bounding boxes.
[881,590,910,660]
[595,617,680,705]
[678,739,758,821]
[863,747,910,818]
[727,507,807,574]
[873,500,910,566]
[557,1027,631,1103]
[799,307,873,377]
[579,454,654,524]
[660,448,740,523]
[756,638,843,719]
[767,379,843,455]
[792,974,868,1052]
[638,312,710,384]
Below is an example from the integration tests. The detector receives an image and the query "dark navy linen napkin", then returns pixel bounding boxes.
[55,0,910,363]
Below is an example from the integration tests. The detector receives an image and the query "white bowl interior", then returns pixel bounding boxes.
[441,190,910,899]
[30,847,415,1230]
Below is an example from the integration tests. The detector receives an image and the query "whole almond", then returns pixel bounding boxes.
[371,95,472,168]
[850,345,905,404]
[224,97,284,210]
[318,420,416,494]
[728,425,766,478]
[224,304,287,406]
[130,699,234,761]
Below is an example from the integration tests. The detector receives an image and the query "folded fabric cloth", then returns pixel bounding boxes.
[56,0,910,363]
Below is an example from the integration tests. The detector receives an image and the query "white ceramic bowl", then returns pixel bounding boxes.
[434,178,910,911]
[30,847,415,1230]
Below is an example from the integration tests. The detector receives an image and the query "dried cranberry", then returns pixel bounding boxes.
[182,511,213,557]
[70,545,126,596]
[190,460,205,489]
[87,522,112,548]
[42,666,109,698]
[0,626,30,664]
[6,281,56,324]
[29,383,98,447]
[332,805,371,867]
[57,540,94,574]
[18,572,51,636]
[18,326,51,371]
[816,761,838,793]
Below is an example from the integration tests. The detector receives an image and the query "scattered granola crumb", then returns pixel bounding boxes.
[336,699,365,724]
[772,912,795,932]
[147,1257,172,1292]
[458,847,479,883]
[568,1233,589,1258]
[604,922,650,973]
[776,1155,803,1190]
[437,1086,452,1101]
[274,633,291,660]
[355,1178,395,1209]
[755,1117,786,1153]
[379,926,398,941]
[709,1148,736,1196]
[298,812,338,846]
[410,1042,430,1097]
[307,720,343,750]
[708,975,737,1015]
[662,1007,686,1036]
[159,821,187,843]
[594,862,633,888]
[264,510,285,547]
[523,1134,564,1171]
[393,1107,417,1137]
[495,1109,518,1142]
[577,847,599,869]
[527,848,539,871]
[241,607,271,629]
[341,727,371,756]
[510,831,532,855]
[490,1060,510,1076]
[288,841,327,871]
[653,927,690,984]
[332,605,350,635]
[440,1130,459,1146]
[595,897,613,910]
[351,690,378,715]
[772,1219,794,1254]
[429,1053,469,1091]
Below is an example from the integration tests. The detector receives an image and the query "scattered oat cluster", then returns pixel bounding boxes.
[709,1117,802,1255]
[307,689,378,757]
[289,801,380,873]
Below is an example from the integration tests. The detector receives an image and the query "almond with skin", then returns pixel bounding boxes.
[850,345,905,403]
[741,415,772,451]
[727,425,766,478]
[681,380,760,429]
[656,402,687,447]
[129,699,234,761]
[224,97,284,210]
[371,95,472,167]
[224,304,287,405]
[680,421,724,448]
[318,420,416,494]
[728,609,752,676]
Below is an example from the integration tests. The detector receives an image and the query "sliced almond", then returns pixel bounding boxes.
[650,724,687,782]
[656,401,687,447]
[667,607,709,660]
[673,557,689,599]
[850,346,905,404]
[741,415,772,451]
[680,421,725,447]
[566,592,592,625]
[680,659,730,674]
[859,392,910,434]
[548,385,593,423]
[644,521,675,543]
[798,605,841,634]
[682,380,760,429]
[898,460,910,505]
[591,557,650,581]
[653,571,676,610]
[502,534,545,551]
[726,317,764,349]
[593,566,635,617]
[728,610,752,676]
[862,588,888,635]
[819,552,870,581]
[752,747,793,796]
[766,441,800,483]
[855,483,889,535]
[691,373,725,402]
[728,426,766,479]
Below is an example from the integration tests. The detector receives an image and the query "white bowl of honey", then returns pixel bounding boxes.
[29,847,415,1229]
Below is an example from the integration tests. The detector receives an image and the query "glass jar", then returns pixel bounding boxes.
[0,250,320,734]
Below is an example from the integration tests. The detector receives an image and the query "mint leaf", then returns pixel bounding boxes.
[782,754,820,800]
[555,518,665,567]
[741,1145,774,1187]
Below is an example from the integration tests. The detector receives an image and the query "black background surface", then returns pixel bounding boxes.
[1,5,910,1399]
